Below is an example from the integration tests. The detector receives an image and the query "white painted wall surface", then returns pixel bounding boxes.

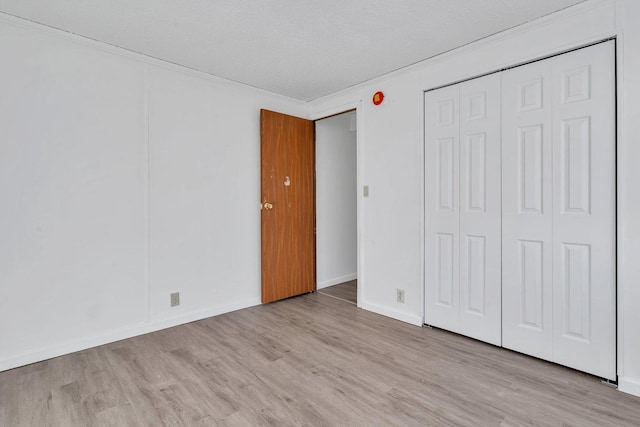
[0,14,305,371]
[616,0,640,397]
[315,113,357,289]
[148,66,303,321]
[0,22,148,364]
[308,0,640,396]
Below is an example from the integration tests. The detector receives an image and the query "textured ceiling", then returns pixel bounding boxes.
[0,0,586,101]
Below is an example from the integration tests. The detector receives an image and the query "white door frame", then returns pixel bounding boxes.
[310,101,364,308]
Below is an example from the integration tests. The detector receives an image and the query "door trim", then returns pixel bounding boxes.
[311,103,363,308]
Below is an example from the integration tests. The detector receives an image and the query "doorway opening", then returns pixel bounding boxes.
[315,110,358,305]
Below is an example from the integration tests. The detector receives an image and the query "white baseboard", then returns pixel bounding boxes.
[0,298,261,372]
[317,273,357,290]
[618,376,640,398]
[361,301,423,327]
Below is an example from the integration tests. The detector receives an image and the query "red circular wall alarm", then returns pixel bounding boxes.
[372,91,385,106]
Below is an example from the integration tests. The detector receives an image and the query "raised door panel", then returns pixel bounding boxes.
[437,137,456,212]
[501,61,554,360]
[459,73,502,346]
[425,86,460,331]
[436,233,456,307]
[518,125,544,213]
[551,42,616,380]
[559,243,592,341]
[518,240,545,330]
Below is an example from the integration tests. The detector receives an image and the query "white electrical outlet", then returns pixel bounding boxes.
[170,292,180,307]
[397,289,405,303]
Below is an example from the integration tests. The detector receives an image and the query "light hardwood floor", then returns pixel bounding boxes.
[317,280,357,304]
[1,293,639,426]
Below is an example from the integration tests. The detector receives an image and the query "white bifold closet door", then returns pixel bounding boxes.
[501,41,616,380]
[424,73,502,346]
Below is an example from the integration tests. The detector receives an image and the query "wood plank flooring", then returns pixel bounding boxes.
[1,293,640,426]
[317,280,357,304]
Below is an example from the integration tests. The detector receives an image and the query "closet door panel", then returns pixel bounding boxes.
[551,42,616,380]
[501,61,554,361]
[424,41,616,379]
[425,85,461,332]
[459,74,502,346]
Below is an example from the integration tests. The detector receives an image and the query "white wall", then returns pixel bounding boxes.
[315,113,357,289]
[308,0,640,397]
[0,20,148,365]
[615,0,640,397]
[0,14,305,371]
[148,66,303,321]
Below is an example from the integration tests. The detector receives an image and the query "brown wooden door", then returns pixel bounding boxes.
[261,109,315,303]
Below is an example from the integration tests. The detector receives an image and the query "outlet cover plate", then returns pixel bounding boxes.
[171,292,180,307]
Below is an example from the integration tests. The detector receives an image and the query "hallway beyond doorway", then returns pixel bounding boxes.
[317,280,356,305]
